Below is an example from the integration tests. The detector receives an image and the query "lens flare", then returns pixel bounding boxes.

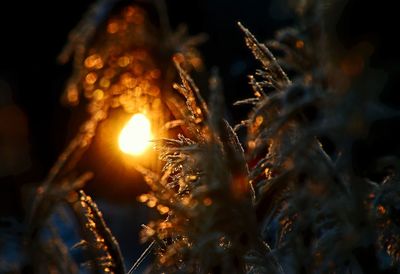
[118,113,152,155]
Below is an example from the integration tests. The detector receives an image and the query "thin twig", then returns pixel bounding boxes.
[127,241,156,274]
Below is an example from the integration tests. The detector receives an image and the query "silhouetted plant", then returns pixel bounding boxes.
[1,0,399,274]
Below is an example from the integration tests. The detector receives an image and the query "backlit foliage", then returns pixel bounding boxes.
[1,0,399,273]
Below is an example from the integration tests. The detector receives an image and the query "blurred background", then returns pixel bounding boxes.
[0,0,294,201]
[1,0,399,270]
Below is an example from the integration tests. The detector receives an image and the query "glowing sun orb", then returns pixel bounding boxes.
[118,113,153,156]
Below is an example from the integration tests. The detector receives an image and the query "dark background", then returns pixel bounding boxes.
[1,0,399,269]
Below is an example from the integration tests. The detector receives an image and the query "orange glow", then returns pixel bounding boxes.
[118,56,130,67]
[93,89,104,100]
[85,72,97,84]
[107,21,119,34]
[84,54,103,69]
[295,40,304,49]
[118,113,153,156]
[203,197,213,206]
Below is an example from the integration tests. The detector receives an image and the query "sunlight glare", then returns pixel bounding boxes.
[118,113,153,156]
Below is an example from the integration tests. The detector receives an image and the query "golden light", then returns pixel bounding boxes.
[118,113,153,156]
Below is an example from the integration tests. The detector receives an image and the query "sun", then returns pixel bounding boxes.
[118,113,153,156]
